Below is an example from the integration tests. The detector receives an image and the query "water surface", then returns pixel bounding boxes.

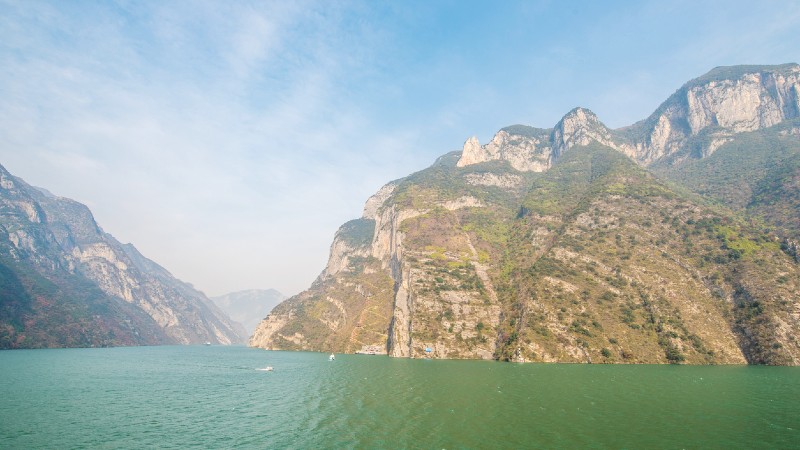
[1,346,798,448]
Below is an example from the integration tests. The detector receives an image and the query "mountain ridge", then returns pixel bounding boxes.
[457,63,800,171]
[0,164,246,348]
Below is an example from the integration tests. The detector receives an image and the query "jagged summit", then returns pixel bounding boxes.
[455,107,611,172]
[551,107,605,137]
[457,64,800,170]
[455,106,627,172]
[551,107,620,159]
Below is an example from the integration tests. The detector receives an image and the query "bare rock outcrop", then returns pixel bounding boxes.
[456,128,554,172]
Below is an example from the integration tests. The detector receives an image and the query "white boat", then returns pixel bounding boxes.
[329,353,335,361]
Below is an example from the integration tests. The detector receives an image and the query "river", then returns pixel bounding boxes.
[1,345,798,448]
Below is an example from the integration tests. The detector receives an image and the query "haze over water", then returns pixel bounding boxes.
[1,346,798,448]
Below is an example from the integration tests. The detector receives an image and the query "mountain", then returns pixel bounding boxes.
[251,63,800,365]
[0,165,246,348]
[211,289,286,336]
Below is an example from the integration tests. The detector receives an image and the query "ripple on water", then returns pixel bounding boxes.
[1,348,799,448]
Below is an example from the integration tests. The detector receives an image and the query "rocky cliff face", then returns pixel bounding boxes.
[0,165,246,348]
[251,64,800,365]
[457,127,553,172]
[456,64,800,170]
[629,64,800,164]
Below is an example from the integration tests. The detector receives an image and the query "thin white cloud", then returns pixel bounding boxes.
[1,0,798,298]
[0,0,430,296]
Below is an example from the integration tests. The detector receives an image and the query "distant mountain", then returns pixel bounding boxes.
[251,64,800,365]
[0,165,246,348]
[211,289,286,336]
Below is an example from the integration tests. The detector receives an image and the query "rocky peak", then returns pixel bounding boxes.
[454,108,628,172]
[553,107,601,130]
[455,136,489,168]
[551,107,619,158]
[456,127,554,172]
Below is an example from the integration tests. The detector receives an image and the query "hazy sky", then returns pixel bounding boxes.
[1,0,798,297]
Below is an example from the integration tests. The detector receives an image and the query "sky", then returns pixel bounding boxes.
[1,0,798,298]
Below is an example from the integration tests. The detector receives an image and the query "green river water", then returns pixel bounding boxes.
[1,345,798,449]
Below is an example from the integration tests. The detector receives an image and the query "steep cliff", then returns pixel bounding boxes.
[624,63,800,164]
[0,165,246,348]
[251,64,800,365]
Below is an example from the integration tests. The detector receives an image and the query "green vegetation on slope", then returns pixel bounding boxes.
[267,256,395,353]
[654,120,800,241]
[337,219,376,248]
[492,144,799,364]
[0,256,167,349]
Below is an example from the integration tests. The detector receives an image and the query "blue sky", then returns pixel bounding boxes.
[1,0,798,297]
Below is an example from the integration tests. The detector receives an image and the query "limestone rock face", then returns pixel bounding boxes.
[457,128,554,172]
[685,72,797,134]
[249,310,293,350]
[323,220,374,278]
[632,64,800,163]
[464,173,523,189]
[362,183,396,220]
[553,108,627,158]
[455,107,639,172]
[0,164,245,348]
[456,136,484,167]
